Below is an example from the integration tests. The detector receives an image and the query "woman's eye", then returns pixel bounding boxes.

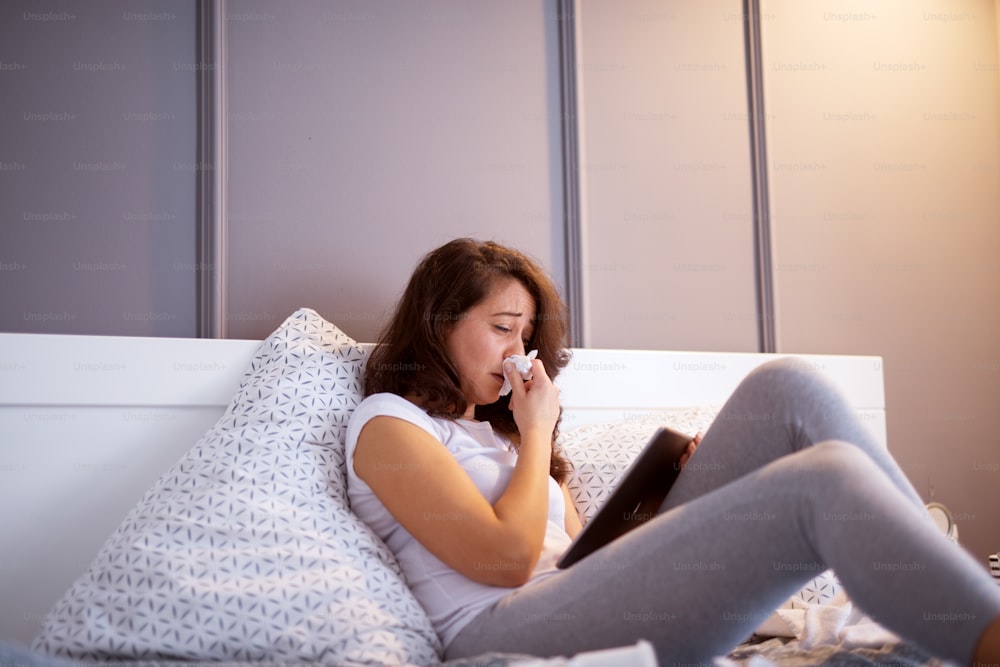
[495,325,511,334]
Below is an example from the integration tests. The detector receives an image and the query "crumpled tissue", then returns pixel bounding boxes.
[499,350,537,396]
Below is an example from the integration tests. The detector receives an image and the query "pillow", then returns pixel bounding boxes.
[32,308,441,666]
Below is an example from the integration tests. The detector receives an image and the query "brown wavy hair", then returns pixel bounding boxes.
[365,238,573,483]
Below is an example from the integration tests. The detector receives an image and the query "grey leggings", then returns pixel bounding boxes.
[446,358,1000,665]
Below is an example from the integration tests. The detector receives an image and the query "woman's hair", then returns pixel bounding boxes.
[365,238,573,483]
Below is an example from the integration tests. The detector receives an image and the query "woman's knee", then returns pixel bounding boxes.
[736,357,840,408]
[745,356,825,386]
[797,440,874,482]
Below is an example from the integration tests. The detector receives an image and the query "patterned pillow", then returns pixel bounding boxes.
[32,308,441,666]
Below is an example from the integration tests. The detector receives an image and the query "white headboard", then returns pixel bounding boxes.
[0,332,884,644]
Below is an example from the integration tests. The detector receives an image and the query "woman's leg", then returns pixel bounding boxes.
[446,442,1000,665]
[447,358,1000,663]
[663,357,924,511]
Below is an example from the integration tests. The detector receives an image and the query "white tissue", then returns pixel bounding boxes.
[515,640,657,667]
[499,349,537,396]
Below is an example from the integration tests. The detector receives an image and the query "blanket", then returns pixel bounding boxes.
[724,598,949,667]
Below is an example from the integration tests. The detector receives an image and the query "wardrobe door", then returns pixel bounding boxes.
[0,0,199,336]
[761,0,1000,560]
[576,0,759,351]
[224,0,567,342]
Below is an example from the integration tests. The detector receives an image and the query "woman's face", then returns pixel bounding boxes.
[444,277,535,419]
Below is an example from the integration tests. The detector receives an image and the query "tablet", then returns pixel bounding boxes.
[557,425,692,569]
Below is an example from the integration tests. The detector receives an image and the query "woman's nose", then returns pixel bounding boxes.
[506,340,526,358]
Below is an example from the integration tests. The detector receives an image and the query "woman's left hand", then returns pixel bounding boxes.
[678,431,703,468]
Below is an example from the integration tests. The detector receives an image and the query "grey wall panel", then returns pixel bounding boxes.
[576,0,759,352]
[224,0,567,342]
[0,0,198,336]
[762,0,1000,561]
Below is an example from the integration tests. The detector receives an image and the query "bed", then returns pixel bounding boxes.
[0,308,945,666]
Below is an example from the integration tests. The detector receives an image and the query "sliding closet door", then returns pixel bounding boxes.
[0,0,199,336]
[576,0,759,351]
[224,0,566,342]
[761,0,1000,560]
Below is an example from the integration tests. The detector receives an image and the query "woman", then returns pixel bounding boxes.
[345,238,1000,665]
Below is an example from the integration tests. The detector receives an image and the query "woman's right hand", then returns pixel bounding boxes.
[504,357,560,441]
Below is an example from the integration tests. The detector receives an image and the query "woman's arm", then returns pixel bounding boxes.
[353,358,560,588]
[561,483,583,538]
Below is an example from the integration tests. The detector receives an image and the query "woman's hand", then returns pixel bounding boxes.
[678,431,703,468]
[504,357,560,441]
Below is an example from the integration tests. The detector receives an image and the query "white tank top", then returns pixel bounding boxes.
[344,392,572,647]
